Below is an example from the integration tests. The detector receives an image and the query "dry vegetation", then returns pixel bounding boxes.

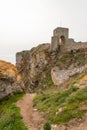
[0,60,18,78]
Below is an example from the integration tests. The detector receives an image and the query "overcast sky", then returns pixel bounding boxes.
[0,0,87,64]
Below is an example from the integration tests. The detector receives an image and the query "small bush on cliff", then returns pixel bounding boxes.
[44,122,51,130]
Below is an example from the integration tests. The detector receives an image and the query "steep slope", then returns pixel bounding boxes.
[16,44,87,92]
[15,42,87,129]
[16,44,51,92]
[15,43,87,129]
[0,60,24,99]
[33,72,87,129]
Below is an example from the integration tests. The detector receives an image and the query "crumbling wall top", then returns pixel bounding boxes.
[53,27,69,37]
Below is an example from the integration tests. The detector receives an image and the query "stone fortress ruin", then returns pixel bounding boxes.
[16,26,87,92]
[51,27,87,52]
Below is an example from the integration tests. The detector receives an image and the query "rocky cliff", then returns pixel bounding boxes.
[0,60,24,99]
[16,44,51,92]
[16,43,87,92]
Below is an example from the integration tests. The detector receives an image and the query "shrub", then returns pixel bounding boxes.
[44,122,51,130]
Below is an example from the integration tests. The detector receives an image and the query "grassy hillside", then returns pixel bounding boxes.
[35,50,87,91]
[0,93,27,130]
[33,73,87,125]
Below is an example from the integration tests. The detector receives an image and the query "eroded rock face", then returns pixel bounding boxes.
[16,43,87,92]
[51,65,87,86]
[0,60,24,100]
[16,44,51,92]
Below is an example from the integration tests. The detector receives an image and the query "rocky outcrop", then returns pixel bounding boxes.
[51,65,87,86]
[16,44,51,92]
[16,42,87,92]
[0,60,24,99]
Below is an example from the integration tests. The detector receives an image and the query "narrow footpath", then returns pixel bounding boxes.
[16,94,87,130]
[16,94,45,130]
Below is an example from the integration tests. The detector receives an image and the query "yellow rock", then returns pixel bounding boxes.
[0,60,18,79]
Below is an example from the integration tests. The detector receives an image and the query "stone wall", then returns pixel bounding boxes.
[53,27,69,39]
[51,27,87,52]
[65,41,87,52]
[51,36,59,51]
[51,27,69,51]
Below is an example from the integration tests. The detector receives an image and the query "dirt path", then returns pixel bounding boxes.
[16,93,45,130]
[16,93,87,130]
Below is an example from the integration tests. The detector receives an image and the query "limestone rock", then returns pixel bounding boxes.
[51,65,87,86]
[16,43,51,92]
[16,41,87,92]
[0,60,24,100]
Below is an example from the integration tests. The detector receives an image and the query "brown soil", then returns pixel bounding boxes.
[51,114,87,130]
[16,93,46,130]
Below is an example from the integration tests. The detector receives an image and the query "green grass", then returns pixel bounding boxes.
[0,93,27,130]
[45,74,54,89]
[33,51,87,124]
[33,86,87,124]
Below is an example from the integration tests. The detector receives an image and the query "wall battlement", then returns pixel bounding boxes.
[51,27,87,52]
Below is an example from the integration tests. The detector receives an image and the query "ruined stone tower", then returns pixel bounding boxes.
[51,27,69,51]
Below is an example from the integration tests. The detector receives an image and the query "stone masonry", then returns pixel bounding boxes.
[51,27,87,52]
